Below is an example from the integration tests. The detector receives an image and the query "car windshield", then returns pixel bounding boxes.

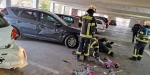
[50,13,68,26]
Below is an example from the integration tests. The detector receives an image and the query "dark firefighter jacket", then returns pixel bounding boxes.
[136,26,150,43]
[78,14,97,38]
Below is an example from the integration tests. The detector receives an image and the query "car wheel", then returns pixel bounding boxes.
[13,27,20,40]
[65,35,78,48]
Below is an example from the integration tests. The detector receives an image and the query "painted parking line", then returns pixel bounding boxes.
[28,61,59,74]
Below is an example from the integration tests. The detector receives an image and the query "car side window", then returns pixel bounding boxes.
[40,13,58,25]
[1,9,8,15]
[12,9,22,16]
[96,20,102,24]
[20,10,37,20]
[62,16,74,23]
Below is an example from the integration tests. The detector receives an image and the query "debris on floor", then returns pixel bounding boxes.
[63,60,71,64]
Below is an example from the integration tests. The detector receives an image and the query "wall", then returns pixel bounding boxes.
[129,19,145,28]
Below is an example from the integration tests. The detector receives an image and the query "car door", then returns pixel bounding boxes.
[17,9,39,38]
[38,12,62,41]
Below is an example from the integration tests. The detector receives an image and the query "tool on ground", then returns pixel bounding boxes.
[103,69,123,75]
[71,64,98,75]
[104,57,120,69]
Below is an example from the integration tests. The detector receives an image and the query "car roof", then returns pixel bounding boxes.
[55,13,79,18]
[7,7,53,14]
[56,13,72,16]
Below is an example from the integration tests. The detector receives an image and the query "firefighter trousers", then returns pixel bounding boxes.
[99,42,112,55]
[76,37,91,60]
[133,42,147,59]
[132,32,138,43]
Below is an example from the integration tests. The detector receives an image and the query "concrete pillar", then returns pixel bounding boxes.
[61,5,65,14]
[69,7,72,15]
[2,0,11,8]
[50,2,55,12]
[71,8,78,16]
[32,0,39,9]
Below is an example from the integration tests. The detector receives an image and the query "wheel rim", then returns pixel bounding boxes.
[68,37,77,47]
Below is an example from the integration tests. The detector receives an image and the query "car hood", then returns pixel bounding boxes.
[0,25,12,47]
[64,25,81,34]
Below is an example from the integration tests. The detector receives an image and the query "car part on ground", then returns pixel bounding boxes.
[1,7,80,48]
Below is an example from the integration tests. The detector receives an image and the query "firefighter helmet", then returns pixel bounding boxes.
[88,5,96,12]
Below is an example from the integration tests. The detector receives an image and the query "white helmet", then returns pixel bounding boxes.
[89,5,96,12]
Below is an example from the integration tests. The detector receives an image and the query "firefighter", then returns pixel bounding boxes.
[76,5,97,61]
[90,36,100,59]
[98,38,114,56]
[131,21,141,43]
[129,20,150,61]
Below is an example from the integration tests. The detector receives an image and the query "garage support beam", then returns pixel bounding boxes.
[69,7,72,15]
[50,2,55,13]
[61,5,65,14]
[32,0,39,9]
[2,0,11,8]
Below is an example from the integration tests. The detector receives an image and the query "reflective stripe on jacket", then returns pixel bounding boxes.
[90,38,99,49]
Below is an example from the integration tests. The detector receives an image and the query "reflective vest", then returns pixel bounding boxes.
[78,14,96,38]
[143,27,150,39]
[136,27,149,43]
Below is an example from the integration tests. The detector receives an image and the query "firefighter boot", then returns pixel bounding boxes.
[83,56,88,61]
[137,57,142,61]
[109,52,114,57]
[129,57,137,61]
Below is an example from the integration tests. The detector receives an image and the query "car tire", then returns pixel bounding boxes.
[12,27,20,40]
[65,35,78,48]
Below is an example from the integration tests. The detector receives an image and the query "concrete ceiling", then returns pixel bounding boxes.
[51,0,150,20]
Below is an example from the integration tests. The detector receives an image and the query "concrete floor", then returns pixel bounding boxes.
[1,26,150,75]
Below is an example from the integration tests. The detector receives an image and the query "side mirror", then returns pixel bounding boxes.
[54,23,61,27]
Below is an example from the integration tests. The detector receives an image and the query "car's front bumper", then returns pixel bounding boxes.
[97,28,106,32]
[0,44,28,69]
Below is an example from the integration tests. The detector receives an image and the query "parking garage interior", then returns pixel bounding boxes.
[1,0,150,75]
